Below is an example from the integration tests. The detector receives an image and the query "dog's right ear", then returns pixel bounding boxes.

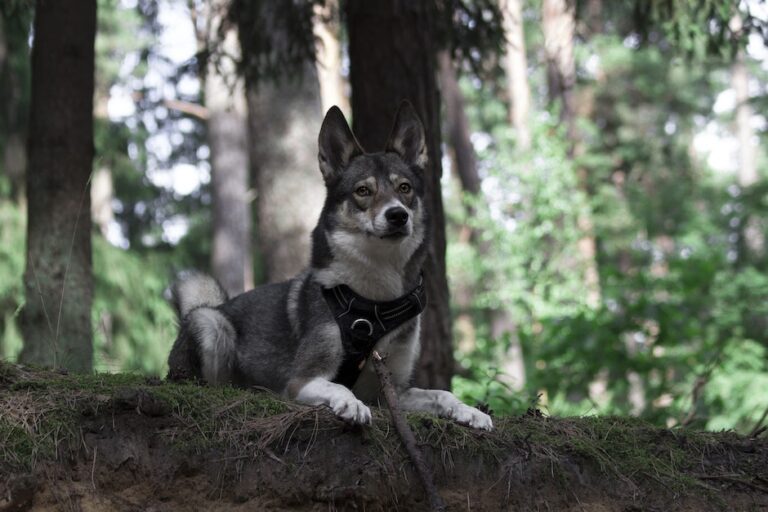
[318,106,363,182]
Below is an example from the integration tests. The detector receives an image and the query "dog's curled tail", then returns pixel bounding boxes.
[170,271,228,319]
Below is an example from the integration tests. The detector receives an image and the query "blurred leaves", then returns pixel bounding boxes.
[450,7,768,432]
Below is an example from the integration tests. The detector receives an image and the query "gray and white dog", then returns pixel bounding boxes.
[167,102,492,430]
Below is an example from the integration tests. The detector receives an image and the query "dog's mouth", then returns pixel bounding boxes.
[380,232,407,240]
[368,229,409,241]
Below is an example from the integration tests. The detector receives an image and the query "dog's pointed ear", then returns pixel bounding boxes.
[385,101,427,169]
[318,106,363,181]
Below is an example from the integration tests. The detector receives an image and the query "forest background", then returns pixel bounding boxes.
[1,0,767,435]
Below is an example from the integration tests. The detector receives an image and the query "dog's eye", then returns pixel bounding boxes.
[398,183,412,194]
[355,186,372,196]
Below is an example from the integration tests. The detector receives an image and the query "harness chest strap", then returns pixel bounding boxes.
[321,275,427,389]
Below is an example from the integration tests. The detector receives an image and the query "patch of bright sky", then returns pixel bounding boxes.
[578,1,766,177]
[108,0,206,199]
[105,0,768,247]
[104,0,208,246]
[689,0,766,175]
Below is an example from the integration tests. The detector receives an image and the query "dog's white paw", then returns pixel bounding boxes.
[294,378,372,425]
[329,394,372,425]
[448,404,493,431]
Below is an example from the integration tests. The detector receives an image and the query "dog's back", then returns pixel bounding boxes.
[168,273,298,389]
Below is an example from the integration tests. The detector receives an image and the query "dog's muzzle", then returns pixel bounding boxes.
[385,206,409,228]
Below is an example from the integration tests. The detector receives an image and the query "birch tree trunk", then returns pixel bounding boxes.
[542,0,601,309]
[500,0,532,150]
[313,0,350,116]
[542,0,576,138]
[730,15,764,258]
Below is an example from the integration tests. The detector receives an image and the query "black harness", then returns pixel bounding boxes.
[322,276,427,389]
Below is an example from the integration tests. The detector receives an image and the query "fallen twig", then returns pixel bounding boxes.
[694,474,768,494]
[749,405,768,438]
[371,350,446,512]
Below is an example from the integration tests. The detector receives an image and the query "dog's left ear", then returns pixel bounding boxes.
[318,106,364,182]
[385,101,427,169]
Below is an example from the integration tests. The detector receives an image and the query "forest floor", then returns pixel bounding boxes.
[1,361,767,512]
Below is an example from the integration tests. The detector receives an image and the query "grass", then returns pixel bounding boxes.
[0,361,295,469]
[1,358,766,508]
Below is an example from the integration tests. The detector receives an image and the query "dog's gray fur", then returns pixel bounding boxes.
[167,102,492,430]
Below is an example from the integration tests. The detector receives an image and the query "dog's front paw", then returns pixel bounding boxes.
[448,404,493,431]
[329,395,372,425]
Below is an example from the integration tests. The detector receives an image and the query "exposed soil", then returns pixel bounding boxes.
[1,362,767,511]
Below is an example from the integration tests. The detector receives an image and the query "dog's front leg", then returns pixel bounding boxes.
[290,377,372,425]
[399,388,493,431]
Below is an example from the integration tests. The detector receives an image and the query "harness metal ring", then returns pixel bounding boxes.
[351,318,374,336]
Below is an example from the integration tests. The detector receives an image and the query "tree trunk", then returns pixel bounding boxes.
[733,54,757,188]
[542,0,576,138]
[313,0,350,116]
[437,52,479,196]
[243,69,325,283]
[496,0,532,388]
[90,167,114,238]
[204,4,253,297]
[0,9,30,201]
[500,0,532,150]
[20,0,97,372]
[346,0,452,390]
[91,92,113,238]
[542,0,601,308]
[730,14,764,258]
[733,54,757,189]
[585,0,603,34]
[438,51,526,390]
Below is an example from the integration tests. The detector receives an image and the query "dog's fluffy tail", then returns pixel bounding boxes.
[168,272,234,385]
[170,271,228,319]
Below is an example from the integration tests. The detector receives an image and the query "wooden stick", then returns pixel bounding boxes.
[372,351,446,512]
[750,404,768,438]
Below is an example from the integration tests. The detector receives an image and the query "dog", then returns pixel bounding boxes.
[167,102,492,431]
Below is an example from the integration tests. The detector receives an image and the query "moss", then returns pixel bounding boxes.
[0,360,18,383]
[0,422,37,466]
[0,364,765,508]
[0,365,293,469]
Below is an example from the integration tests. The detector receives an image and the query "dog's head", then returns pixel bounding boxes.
[316,101,427,249]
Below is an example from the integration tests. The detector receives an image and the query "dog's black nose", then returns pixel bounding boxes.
[385,207,409,227]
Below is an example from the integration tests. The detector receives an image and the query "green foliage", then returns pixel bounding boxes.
[0,198,178,374]
[232,0,505,85]
[0,201,24,360]
[450,12,768,433]
[458,119,591,319]
[641,0,759,58]
[578,0,768,59]
[231,0,321,85]
[92,236,177,375]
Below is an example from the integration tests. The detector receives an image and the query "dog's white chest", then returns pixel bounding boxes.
[350,317,421,403]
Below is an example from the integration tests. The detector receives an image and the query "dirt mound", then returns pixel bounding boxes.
[1,362,767,511]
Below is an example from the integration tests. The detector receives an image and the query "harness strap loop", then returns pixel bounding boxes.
[322,274,427,389]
